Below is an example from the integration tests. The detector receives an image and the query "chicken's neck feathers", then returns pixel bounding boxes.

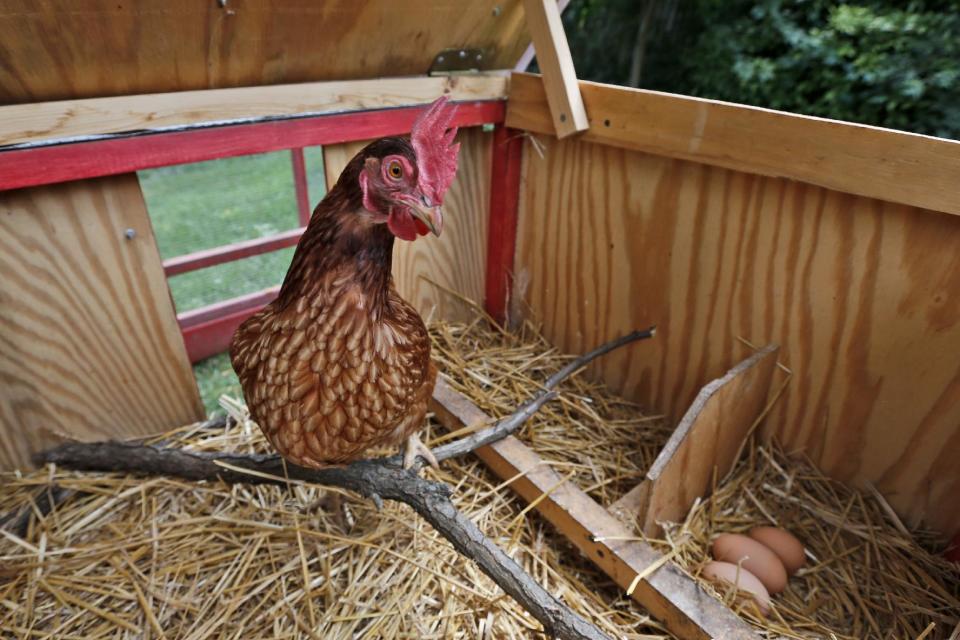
[278,183,395,316]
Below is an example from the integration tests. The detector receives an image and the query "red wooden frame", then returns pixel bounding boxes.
[178,286,281,362]
[163,228,305,277]
[290,148,312,226]
[484,126,525,324]
[0,98,518,365]
[0,101,504,191]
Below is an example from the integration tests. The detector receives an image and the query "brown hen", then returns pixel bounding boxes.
[230,97,460,469]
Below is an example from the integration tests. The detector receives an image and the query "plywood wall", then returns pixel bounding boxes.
[0,1,528,104]
[322,128,492,323]
[514,136,960,535]
[0,175,205,470]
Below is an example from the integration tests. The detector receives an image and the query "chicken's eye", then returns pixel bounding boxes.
[387,161,403,180]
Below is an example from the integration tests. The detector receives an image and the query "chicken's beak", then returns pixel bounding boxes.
[407,196,443,237]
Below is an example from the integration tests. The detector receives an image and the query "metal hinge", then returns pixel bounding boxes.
[428,48,490,76]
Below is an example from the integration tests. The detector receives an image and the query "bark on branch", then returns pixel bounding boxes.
[34,328,656,640]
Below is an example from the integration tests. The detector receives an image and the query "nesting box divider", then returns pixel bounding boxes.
[612,345,781,536]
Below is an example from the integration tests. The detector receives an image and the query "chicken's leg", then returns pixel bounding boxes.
[403,432,439,470]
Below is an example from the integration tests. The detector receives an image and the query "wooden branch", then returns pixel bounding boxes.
[33,329,655,640]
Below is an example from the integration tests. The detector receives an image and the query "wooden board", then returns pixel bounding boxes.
[520,0,587,138]
[0,1,529,104]
[0,175,204,470]
[621,346,779,536]
[322,128,491,323]
[429,378,759,640]
[0,74,508,148]
[507,73,960,217]
[513,135,960,536]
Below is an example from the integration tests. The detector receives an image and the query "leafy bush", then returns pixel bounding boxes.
[564,0,960,138]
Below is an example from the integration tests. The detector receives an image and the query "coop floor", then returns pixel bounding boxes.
[1,320,957,639]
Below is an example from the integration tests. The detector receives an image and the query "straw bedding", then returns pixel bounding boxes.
[1,319,957,639]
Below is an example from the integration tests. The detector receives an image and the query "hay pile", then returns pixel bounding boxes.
[660,440,960,640]
[0,320,672,639]
[1,318,957,639]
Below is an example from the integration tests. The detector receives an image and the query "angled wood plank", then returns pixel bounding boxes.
[0,74,508,148]
[429,378,759,640]
[621,346,780,536]
[0,175,205,470]
[507,72,960,217]
[520,0,587,138]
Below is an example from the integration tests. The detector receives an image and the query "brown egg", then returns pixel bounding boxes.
[712,533,788,594]
[749,526,806,575]
[701,561,771,615]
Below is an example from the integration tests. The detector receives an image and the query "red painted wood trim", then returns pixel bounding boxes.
[163,228,304,277]
[178,286,280,330]
[290,147,312,226]
[178,286,280,363]
[0,101,505,191]
[484,125,525,324]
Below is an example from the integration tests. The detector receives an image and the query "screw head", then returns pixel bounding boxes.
[459,50,467,59]
[124,228,136,239]
[437,55,445,63]
[492,5,502,16]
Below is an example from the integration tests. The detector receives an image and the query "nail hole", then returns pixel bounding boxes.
[604,119,611,127]
[560,113,567,123]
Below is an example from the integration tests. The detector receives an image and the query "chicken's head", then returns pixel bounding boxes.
[357,97,460,241]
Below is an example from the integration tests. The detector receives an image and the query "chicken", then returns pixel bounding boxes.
[229,97,459,470]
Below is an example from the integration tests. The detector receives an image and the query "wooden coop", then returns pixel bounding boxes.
[1,2,958,639]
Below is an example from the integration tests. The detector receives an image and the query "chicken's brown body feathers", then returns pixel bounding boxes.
[230,138,436,467]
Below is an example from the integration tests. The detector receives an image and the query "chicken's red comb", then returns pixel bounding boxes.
[411,96,460,206]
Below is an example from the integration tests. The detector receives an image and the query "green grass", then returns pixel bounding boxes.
[140,148,326,414]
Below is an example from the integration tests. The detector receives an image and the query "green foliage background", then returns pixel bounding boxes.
[562,0,960,138]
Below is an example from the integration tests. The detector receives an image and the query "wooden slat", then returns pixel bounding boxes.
[507,72,960,217]
[429,378,759,640]
[621,346,779,536]
[290,149,312,227]
[520,0,587,138]
[0,101,505,192]
[484,125,525,323]
[0,175,204,470]
[0,75,508,148]
[322,128,492,323]
[513,134,960,536]
[163,229,304,277]
[178,288,280,364]
[0,1,529,103]
[177,287,280,330]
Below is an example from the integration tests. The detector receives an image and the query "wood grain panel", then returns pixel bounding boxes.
[0,1,528,104]
[0,74,508,148]
[636,346,779,536]
[514,136,960,536]
[0,175,204,470]
[322,128,491,323]
[508,73,960,217]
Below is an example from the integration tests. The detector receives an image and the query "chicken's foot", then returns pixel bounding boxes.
[403,433,438,470]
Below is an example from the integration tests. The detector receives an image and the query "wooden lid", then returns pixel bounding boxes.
[0,0,529,104]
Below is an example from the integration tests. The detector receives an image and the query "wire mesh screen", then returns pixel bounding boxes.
[139,148,326,313]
